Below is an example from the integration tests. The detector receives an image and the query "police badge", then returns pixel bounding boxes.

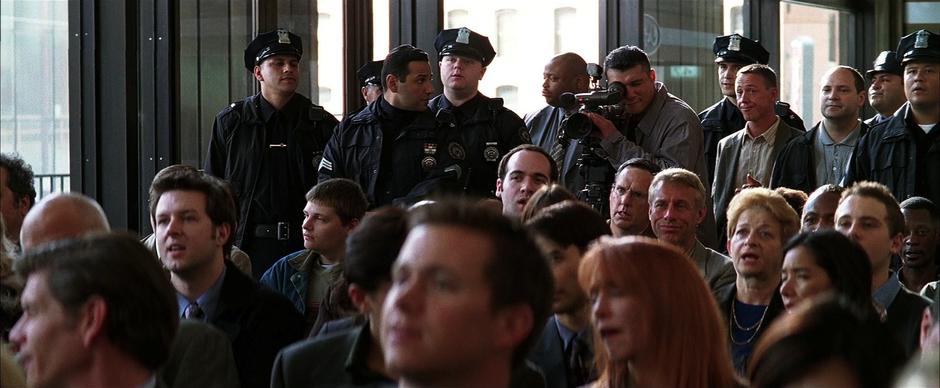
[483,142,500,162]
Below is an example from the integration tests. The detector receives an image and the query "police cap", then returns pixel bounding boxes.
[866,51,902,79]
[244,29,303,71]
[713,33,770,65]
[434,27,496,67]
[357,60,384,87]
[896,29,940,65]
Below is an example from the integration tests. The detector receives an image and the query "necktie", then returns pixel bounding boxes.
[550,141,568,173]
[565,334,589,388]
[183,302,205,321]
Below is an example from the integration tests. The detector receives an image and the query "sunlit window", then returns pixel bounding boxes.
[780,2,851,126]
[317,5,344,118]
[442,0,599,116]
[373,0,390,60]
[496,85,519,107]
[447,9,469,29]
[0,0,70,197]
[554,7,577,54]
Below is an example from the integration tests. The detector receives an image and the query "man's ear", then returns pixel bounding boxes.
[348,284,369,315]
[386,74,400,93]
[78,296,108,348]
[344,218,360,233]
[493,305,533,350]
[648,68,656,83]
[695,206,707,226]
[214,223,232,247]
[495,179,504,197]
[890,232,904,256]
[253,65,264,82]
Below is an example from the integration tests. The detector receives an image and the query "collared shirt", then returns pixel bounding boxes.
[813,121,861,187]
[735,117,780,187]
[176,265,227,322]
[873,270,903,310]
[553,315,590,353]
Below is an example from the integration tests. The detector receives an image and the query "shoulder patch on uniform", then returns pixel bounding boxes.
[519,127,532,143]
[318,157,333,172]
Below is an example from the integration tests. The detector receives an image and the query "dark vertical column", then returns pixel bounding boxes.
[71,0,140,230]
[345,0,374,113]
[391,0,442,91]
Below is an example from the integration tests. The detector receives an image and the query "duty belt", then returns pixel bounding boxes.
[254,222,290,241]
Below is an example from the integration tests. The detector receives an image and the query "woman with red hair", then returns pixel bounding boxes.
[579,236,737,387]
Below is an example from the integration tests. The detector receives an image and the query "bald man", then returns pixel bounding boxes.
[16,192,241,388]
[19,192,109,251]
[525,53,590,192]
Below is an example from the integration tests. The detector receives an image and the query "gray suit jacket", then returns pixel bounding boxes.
[712,120,803,246]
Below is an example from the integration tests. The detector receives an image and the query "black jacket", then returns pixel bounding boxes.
[699,97,805,184]
[429,93,529,198]
[204,93,337,246]
[770,121,869,193]
[845,103,940,204]
[885,287,931,358]
[211,260,304,388]
[318,98,460,207]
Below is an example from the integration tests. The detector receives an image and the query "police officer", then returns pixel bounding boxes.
[865,51,907,126]
[357,60,384,104]
[846,29,940,205]
[318,45,459,208]
[204,28,338,278]
[699,33,805,184]
[429,27,529,198]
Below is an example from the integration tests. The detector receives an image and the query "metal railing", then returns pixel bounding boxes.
[33,173,70,199]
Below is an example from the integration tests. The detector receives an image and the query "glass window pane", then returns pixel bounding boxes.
[317,1,344,119]
[643,1,725,115]
[905,1,940,34]
[373,0,390,60]
[442,0,599,115]
[780,2,851,126]
[0,0,70,198]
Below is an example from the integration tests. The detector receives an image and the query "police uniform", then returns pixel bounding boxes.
[429,27,529,198]
[845,30,940,205]
[318,95,460,208]
[699,34,805,184]
[357,60,383,89]
[864,50,904,126]
[204,29,338,278]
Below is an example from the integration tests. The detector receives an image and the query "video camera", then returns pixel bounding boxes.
[555,63,624,215]
[558,63,625,140]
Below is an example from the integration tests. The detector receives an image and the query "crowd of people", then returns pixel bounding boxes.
[0,25,938,388]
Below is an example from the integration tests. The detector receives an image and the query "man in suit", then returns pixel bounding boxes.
[149,166,303,388]
[10,234,177,388]
[771,66,868,194]
[19,191,241,388]
[381,201,553,388]
[525,201,609,388]
[713,64,803,247]
[835,181,930,358]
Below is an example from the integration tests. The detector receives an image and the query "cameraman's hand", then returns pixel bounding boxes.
[584,112,618,139]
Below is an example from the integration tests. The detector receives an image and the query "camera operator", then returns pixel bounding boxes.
[583,45,718,248]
